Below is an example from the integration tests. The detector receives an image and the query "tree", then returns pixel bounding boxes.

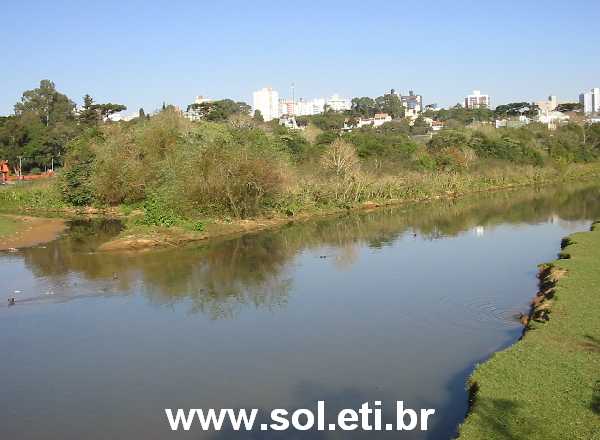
[556,103,583,113]
[428,130,470,152]
[494,102,538,118]
[14,80,75,127]
[253,109,264,122]
[78,94,99,125]
[0,116,24,171]
[187,99,251,122]
[9,80,78,171]
[344,128,417,160]
[320,139,359,177]
[411,116,430,135]
[95,103,127,121]
[78,95,127,124]
[375,93,404,119]
[300,112,346,131]
[432,105,493,126]
[351,97,377,117]
[376,119,411,135]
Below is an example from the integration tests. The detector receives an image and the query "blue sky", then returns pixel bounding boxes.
[1,0,598,115]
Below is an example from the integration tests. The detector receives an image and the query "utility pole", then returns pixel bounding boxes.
[291,82,295,116]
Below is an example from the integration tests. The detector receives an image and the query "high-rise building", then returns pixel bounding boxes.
[278,99,295,116]
[464,90,490,109]
[579,88,600,114]
[326,94,352,112]
[311,98,326,115]
[401,90,423,113]
[278,98,326,116]
[253,87,280,121]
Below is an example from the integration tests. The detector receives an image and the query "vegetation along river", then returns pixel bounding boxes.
[2,181,600,439]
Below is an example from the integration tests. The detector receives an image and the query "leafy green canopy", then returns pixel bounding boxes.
[0,80,126,172]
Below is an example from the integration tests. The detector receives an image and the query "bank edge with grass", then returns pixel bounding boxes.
[3,163,600,251]
[457,222,600,439]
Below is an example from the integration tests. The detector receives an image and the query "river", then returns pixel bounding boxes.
[1,182,600,439]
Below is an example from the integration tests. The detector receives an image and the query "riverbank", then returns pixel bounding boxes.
[98,163,600,251]
[457,223,600,439]
[3,163,600,252]
[0,214,66,251]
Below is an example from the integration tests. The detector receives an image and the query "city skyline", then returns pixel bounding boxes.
[1,0,599,115]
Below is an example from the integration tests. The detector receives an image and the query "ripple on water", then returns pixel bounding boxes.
[432,294,527,332]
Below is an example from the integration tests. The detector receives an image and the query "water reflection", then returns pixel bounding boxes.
[2,182,600,440]
[8,181,600,317]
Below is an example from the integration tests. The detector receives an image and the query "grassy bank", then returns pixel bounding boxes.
[0,214,23,238]
[62,162,600,250]
[3,163,600,251]
[83,161,600,250]
[458,223,600,439]
[0,180,65,213]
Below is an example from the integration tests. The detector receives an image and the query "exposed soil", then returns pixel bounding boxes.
[0,215,66,251]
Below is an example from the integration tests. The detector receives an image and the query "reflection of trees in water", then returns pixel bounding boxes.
[399,182,600,240]
[22,219,124,279]
[140,235,295,319]
[19,182,600,318]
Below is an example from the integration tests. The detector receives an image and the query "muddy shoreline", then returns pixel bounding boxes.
[0,215,66,251]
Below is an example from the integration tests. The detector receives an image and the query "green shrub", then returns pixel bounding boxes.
[470,131,543,165]
[428,130,470,152]
[61,134,97,206]
[90,110,192,205]
[0,180,65,211]
[344,128,418,161]
[140,192,182,227]
[169,127,291,218]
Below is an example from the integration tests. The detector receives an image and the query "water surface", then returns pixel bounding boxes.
[2,182,600,439]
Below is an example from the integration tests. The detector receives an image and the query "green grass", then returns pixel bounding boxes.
[458,223,600,439]
[0,179,65,213]
[0,215,24,238]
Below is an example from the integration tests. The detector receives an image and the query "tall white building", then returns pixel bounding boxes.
[253,87,280,121]
[580,88,600,114]
[326,94,352,112]
[464,90,490,109]
[278,97,328,116]
[278,99,294,116]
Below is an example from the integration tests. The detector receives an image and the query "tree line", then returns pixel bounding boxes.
[0,80,591,176]
[0,80,127,173]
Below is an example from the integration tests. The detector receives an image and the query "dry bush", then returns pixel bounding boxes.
[167,129,292,218]
[227,113,258,130]
[301,124,322,144]
[319,139,360,178]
